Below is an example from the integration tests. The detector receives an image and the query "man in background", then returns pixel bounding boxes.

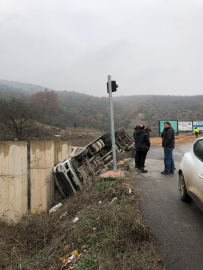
[134,125,150,173]
[193,126,199,138]
[145,126,151,137]
[161,121,175,175]
[133,125,140,168]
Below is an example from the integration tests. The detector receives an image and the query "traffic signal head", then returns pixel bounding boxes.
[107,81,118,93]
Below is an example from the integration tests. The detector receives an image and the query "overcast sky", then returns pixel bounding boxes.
[0,0,203,97]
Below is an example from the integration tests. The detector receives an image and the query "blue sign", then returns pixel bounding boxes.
[193,121,203,131]
[160,121,178,133]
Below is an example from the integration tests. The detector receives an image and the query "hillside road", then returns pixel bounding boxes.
[131,142,203,270]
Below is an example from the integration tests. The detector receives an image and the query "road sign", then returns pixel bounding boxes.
[178,122,193,131]
[159,120,178,134]
[193,121,203,131]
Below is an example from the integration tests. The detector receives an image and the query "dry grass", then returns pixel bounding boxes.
[0,163,165,270]
[150,133,199,147]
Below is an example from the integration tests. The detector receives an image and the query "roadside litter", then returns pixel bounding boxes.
[60,212,67,219]
[68,250,78,263]
[109,197,118,205]
[73,217,79,223]
[49,203,62,215]
[60,250,78,268]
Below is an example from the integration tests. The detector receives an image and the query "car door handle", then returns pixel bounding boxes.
[199,174,203,179]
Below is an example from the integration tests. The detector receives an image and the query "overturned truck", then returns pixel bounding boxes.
[54,128,133,198]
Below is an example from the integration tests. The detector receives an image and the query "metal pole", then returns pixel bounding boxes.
[108,75,117,171]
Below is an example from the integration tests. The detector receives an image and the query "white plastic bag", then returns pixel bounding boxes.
[49,203,62,215]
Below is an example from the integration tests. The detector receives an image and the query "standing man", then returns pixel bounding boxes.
[193,126,199,138]
[145,126,151,137]
[133,125,140,168]
[135,125,150,173]
[161,121,175,175]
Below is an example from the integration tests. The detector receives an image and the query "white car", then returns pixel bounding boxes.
[179,138,203,210]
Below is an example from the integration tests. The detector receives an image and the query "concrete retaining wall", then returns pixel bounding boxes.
[30,141,54,214]
[54,140,71,164]
[0,142,27,223]
[0,140,71,223]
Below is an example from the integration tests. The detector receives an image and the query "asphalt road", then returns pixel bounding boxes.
[131,142,203,270]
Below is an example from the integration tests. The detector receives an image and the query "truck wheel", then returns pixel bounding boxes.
[75,148,88,161]
[101,131,111,140]
[103,135,111,144]
[115,127,124,134]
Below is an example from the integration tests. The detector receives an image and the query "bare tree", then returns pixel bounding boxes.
[0,97,40,140]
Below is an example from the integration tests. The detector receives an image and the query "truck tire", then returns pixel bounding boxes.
[75,148,88,161]
[101,131,111,140]
[103,135,111,144]
[115,127,124,134]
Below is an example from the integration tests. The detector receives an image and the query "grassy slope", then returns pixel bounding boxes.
[0,162,165,270]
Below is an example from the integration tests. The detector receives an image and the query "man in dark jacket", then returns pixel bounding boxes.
[133,125,140,168]
[145,126,151,137]
[135,125,150,173]
[161,121,175,175]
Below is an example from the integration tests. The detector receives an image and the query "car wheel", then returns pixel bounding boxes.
[75,148,88,161]
[179,172,192,202]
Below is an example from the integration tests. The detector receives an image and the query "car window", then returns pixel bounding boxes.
[194,140,203,162]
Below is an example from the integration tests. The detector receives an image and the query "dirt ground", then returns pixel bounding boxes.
[150,133,199,147]
[62,129,199,148]
[34,124,199,149]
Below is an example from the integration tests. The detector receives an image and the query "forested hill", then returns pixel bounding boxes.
[115,95,203,121]
[0,79,51,93]
[0,80,203,136]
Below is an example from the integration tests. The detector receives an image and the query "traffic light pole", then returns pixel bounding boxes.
[108,75,117,172]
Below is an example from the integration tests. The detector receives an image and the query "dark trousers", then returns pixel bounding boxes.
[164,147,174,173]
[164,158,176,171]
[137,150,147,169]
[135,151,138,166]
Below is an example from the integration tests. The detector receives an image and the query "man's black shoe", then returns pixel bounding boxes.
[161,171,170,175]
[135,165,138,168]
[139,168,148,173]
[170,171,174,174]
